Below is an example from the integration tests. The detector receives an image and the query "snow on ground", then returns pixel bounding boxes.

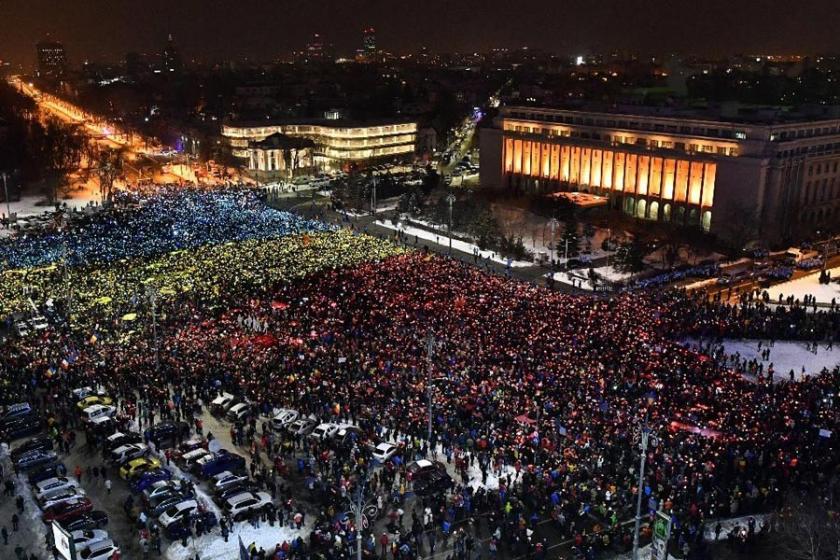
[374,220,533,268]
[591,265,634,283]
[765,267,840,305]
[547,270,596,291]
[464,463,517,491]
[4,192,100,219]
[702,514,769,541]
[164,521,311,560]
[684,338,840,381]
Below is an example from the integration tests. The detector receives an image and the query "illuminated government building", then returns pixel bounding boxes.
[481,105,840,241]
[222,118,417,172]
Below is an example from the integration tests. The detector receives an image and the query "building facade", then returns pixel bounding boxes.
[222,119,417,171]
[36,41,66,79]
[481,105,840,242]
[246,133,315,181]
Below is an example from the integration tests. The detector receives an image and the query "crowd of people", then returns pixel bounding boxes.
[0,187,328,272]
[1,188,839,560]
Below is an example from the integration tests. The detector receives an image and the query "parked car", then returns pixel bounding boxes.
[145,421,190,447]
[371,443,398,463]
[334,425,362,447]
[1,402,32,421]
[157,500,199,529]
[310,423,341,441]
[170,437,207,461]
[71,387,94,401]
[210,471,248,492]
[179,448,213,470]
[110,443,149,465]
[60,511,109,532]
[414,471,454,497]
[150,492,194,517]
[11,436,53,461]
[406,460,447,482]
[15,450,58,471]
[131,469,172,493]
[270,409,299,431]
[28,463,67,485]
[42,497,93,523]
[80,404,116,423]
[225,402,252,422]
[34,477,78,499]
[164,511,217,540]
[89,416,117,437]
[142,479,192,506]
[76,395,114,411]
[76,538,120,560]
[104,431,143,453]
[210,393,236,415]
[223,491,273,522]
[119,457,161,480]
[286,417,318,436]
[1,414,43,440]
[70,529,109,550]
[39,487,87,510]
[213,481,258,505]
[194,450,246,479]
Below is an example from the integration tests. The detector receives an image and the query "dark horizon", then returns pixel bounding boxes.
[2,0,840,68]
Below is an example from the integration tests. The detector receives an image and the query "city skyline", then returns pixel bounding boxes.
[2,0,840,67]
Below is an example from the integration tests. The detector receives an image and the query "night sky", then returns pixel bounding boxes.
[1,0,839,67]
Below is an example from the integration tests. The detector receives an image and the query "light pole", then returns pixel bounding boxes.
[370,176,377,216]
[1,172,10,225]
[146,286,159,371]
[446,193,456,255]
[347,470,367,560]
[632,413,657,560]
[548,218,560,266]
[425,333,436,444]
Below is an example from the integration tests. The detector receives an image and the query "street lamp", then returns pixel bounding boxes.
[425,333,436,444]
[446,193,456,255]
[347,471,368,560]
[548,218,560,267]
[632,412,658,560]
[370,176,377,216]
[146,286,159,371]
[1,172,11,225]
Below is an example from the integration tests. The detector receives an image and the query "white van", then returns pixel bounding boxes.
[81,404,117,423]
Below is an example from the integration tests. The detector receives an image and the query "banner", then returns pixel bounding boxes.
[52,521,76,560]
[650,510,672,560]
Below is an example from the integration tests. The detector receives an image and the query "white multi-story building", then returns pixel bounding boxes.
[222,119,417,171]
[481,105,840,242]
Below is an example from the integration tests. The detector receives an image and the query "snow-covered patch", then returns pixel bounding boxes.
[702,514,769,541]
[683,338,840,382]
[765,267,840,305]
[465,463,518,491]
[546,271,597,291]
[375,220,533,268]
[591,265,635,283]
[163,518,311,560]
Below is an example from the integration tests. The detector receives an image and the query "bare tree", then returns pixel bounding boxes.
[770,493,840,560]
[96,147,127,203]
[36,118,85,204]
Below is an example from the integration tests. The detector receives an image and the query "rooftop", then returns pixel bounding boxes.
[505,101,840,126]
[225,116,416,130]
[251,133,315,150]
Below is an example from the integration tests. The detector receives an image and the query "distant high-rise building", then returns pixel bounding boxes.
[36,40,66,79]
[363,27,376,55]
[306,33,325,62]
[125,52,149,79]
[162,34,182,73]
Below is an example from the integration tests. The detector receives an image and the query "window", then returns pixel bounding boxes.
[734,131,747,140]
